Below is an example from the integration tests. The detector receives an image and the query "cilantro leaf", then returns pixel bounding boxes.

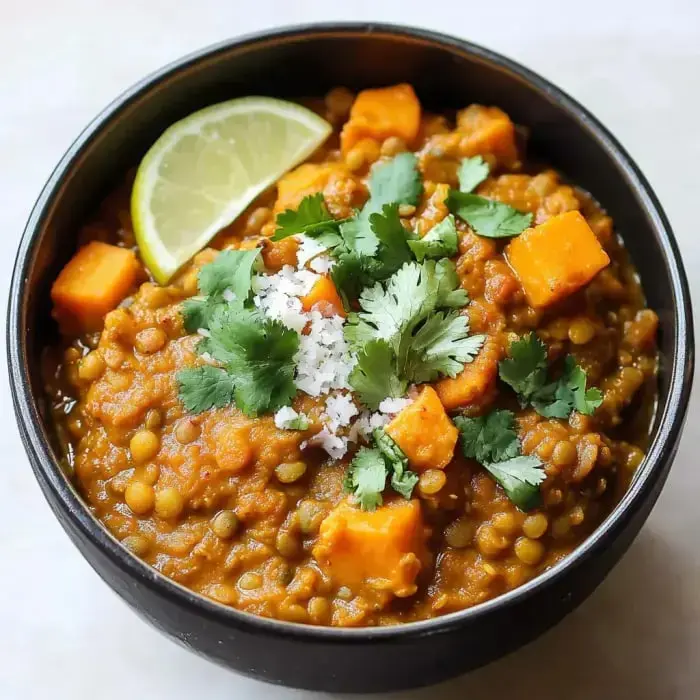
[203,306,299,416]
[345,262,435,354]
[343,447,388,511]
[408,214,459,262]
[346,261,467,353]
[448,190,532,238]
[346,261,481,404]
[272,193,343,241]
[330,251,382,310]
[176,366,235,414]
[339,153,423,257]
[391,468,420,501]
[178,250,303,418]
[454,409,545,511]
[335,203,414,305]
[374,427,408,471]
[182,249,261,333]
[343,430,418,510]
[197,249,260,301]
[314,230,344,249]
[433,258,470,308]
[454,410,520,464]
[403,311,485,383]
[532,356,603,418]
[367,152,423,207]
[498,333,550,406]
[348,339,408,410]
[373,428,419,500]
[483,456,545,511]
[320,154,424,302]
[338,214,377,257]
[369,203,414,276]
[182,297,217,333]
[457,156,490,193]
[499,334,602,419]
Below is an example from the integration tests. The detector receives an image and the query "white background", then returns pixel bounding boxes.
[2,1,699,698]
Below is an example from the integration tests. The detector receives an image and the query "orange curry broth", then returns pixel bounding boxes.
[43,86,658,627]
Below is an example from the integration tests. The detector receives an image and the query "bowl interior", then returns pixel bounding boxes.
[12,25,689,620]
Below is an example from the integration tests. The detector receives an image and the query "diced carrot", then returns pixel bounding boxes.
[274,163,345,212]
[300,276,346,318]
[385,386,458,471]
[505,210,611,308]
[456,105,518,168]
[313,500,427,597]
[341,84,421,154]
[436,336,504,410]
[51,241,139,333]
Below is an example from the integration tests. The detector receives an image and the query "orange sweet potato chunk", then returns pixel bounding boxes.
[313,500,426,597]
[505,210,610,308]
[274,163,344,213]
[300,276,346,317]
[341,84,421,154]
[51,241,139,333]
[436,336,504,410]
[456,105,518,168]
[385,386,458,471]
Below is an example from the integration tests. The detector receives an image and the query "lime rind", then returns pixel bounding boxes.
[131,97,332,283]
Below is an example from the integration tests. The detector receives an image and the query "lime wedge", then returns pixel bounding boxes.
[131,97,332,283]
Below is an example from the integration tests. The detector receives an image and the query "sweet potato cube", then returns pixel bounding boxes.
[436,337,503,410]
[313,500,426,597]
[300,276,346,317]
[341,84,421,153]
[274,163,343,213]
[51,241,139,333]
[385,386,458,471]
[456,105,518,168]
[505,210,610,308]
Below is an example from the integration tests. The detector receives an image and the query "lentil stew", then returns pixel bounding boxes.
[44,85,658,627]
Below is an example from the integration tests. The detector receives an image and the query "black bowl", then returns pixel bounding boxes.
[7,23,694,693]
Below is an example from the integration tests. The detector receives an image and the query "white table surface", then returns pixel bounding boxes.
[2,1,699,698]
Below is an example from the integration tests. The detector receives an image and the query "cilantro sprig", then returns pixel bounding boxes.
[341,152,423,256]
[343,448,387,511]
[177,250,299,417]
[457,155,490,193]
[448,192,533,238]
[345,260,485,409]
[177,366,235,414]
[272,154,424,309]
[182,248,260,332]
[499,333,603,418]
[408,214,458,262]
[454,410,545,511]
[448,156,532,238]
[483,457,547,511]
[271,193,347,241]
[455,409,521,463]
[346,339,408,411]
[533,356,604,418]
[343,428,418,510]
[199,306,299,416]
[498,332,549,403]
